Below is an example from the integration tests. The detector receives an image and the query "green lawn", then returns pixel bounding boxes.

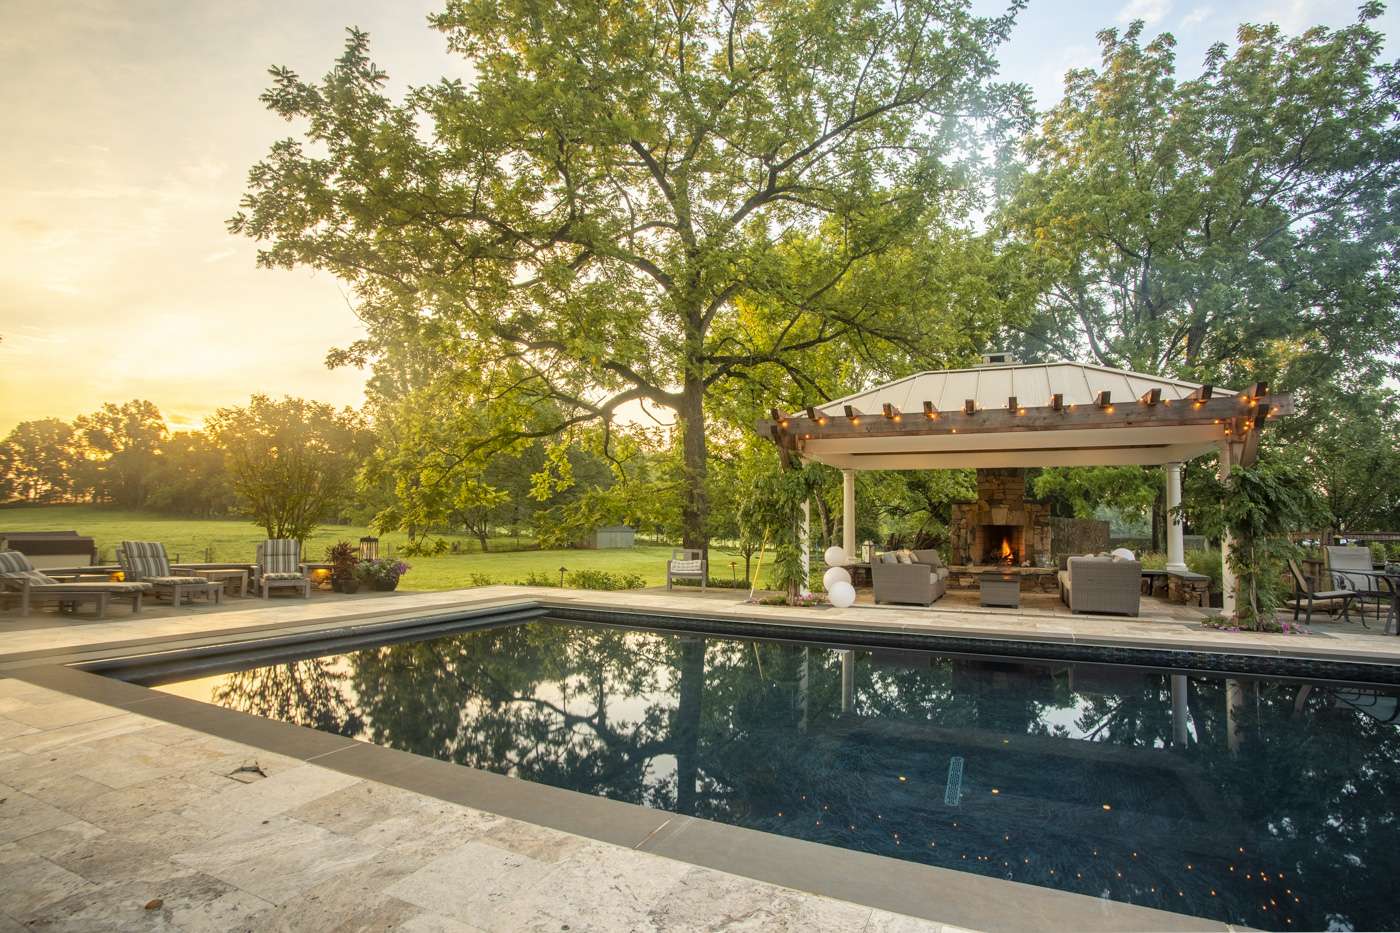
[0,505,756,591]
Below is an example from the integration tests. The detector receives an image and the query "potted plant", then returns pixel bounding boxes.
[326,541,361,594]
[357,557,411,592]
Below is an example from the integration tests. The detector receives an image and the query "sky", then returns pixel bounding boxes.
[0,0,1392,434]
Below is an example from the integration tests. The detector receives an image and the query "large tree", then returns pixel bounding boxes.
[231,0,1025,549]
[0,418,80,503]
[73,400,167,508]
[208,395,368,541]
[997,8,1400,391]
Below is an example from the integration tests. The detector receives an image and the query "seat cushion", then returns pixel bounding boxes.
[0,550,38,575]
[668,560,703,574]
[147,575,207,586]
[262,572,308,581]
[1,568,59,586]
[121,541,173,580]
[261,539,302,575]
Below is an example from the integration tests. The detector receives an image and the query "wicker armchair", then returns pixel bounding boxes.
[1058,556,1141,616]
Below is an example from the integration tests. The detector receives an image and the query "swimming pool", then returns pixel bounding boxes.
[146,616,1400,931]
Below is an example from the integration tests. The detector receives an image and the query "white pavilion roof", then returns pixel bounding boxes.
[785,360,1252,471]
[818,361,1233,418]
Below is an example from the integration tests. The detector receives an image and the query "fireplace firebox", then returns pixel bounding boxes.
[949,469,1050,566]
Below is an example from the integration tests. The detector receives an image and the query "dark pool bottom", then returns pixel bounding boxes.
[143,616,1399,932]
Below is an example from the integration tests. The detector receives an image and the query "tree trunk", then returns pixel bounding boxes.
[678,377,708,557]
[674,635,705,816]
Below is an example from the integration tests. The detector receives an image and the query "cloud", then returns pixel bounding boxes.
[202,248,236,264]
[1180,6,1211,27]
[1118,0,1172,25]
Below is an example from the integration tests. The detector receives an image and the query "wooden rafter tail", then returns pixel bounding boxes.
[804,406,819,421]
[1050,393,1063,411]
[1250,381,1268,400]
[963,399,976,415]
[843,405,862,425]
[1188,384,1214,403]
[922,400,938,419]
[881,403,901,421]
[1094,390,1112,409]
[770,407,790,429]
[1139,388,1162,406]
[1238,403,1270,467]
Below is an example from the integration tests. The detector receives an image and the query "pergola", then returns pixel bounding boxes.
[757,358,1293,613]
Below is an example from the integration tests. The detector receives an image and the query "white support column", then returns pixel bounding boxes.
[841,469,857,560]
[1218,441,1236,616]
[800,499,812,596]
[1165,461,1186,572]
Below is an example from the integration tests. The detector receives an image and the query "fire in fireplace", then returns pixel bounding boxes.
[980,524,1022,564]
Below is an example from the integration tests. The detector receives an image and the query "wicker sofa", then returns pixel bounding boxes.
[1058,555,1141,616]
[871,549,949,606]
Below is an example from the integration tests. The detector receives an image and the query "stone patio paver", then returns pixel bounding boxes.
[0,681,947,932]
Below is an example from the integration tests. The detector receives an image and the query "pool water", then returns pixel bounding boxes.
[153,618,1400,931]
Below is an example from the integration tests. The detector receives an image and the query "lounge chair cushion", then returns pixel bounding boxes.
[145,575,205,587]
[0,551,39,575]
[262,572,308,581]
[261,539,302,575]
[120,541,173,580]
[2,568,59,585]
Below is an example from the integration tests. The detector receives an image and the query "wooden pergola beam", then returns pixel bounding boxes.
[756,393,1295,441]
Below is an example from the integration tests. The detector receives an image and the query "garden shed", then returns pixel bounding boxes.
[580,525,636,549]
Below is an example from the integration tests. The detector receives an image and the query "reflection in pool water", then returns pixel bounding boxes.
[155,619,1400,931]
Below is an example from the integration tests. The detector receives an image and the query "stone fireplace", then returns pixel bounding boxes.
[949,468,1051,566]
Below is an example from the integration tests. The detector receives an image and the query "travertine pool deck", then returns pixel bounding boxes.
[5,585,1392,930]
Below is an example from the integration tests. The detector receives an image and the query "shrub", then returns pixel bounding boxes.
[466,573,497,587]
[400,538,449,557]
[669,576,749,589]
[513,570,558,587]
[1138,551,1167,570]
[1185,548,1223,593]
[1369,542,1387,565]
[566,569,646,591]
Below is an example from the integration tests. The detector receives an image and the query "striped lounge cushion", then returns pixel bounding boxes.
[146,576,205,586]
[262,572,307,581]
[0,550,37,575]
[120,541,172,580]
[669,559,704,573]
[262,539,301,575]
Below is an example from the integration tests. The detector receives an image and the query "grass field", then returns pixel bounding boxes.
[0,505,758,591]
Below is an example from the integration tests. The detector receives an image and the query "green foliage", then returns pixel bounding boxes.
[74,400,167,508]
[209,395,368,543]
[565,569,646,592]
[1032,467,1158,521]
[230,4,1026,547]
[1184,548,1223,594]
[1196,458,1325,629]
[144,432,236,518]
[466,573,498,588]
[999,10,1400,391]
[0,419,80,502]
[514,570,558,588]
[746,462,820,600]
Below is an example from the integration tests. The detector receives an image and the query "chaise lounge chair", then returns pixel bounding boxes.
[256,539,312,599]
[117,541,222,608]
[0,550,147,619]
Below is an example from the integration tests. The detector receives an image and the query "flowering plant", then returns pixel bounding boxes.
[355,558,411,586]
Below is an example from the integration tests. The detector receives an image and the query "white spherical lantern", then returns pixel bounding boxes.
[822,566,851,592]
[823,545,849,568]
[1112,547,1136,562]
[828,580,856,608]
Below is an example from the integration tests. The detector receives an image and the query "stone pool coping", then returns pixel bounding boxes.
[6,584,1374,930]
